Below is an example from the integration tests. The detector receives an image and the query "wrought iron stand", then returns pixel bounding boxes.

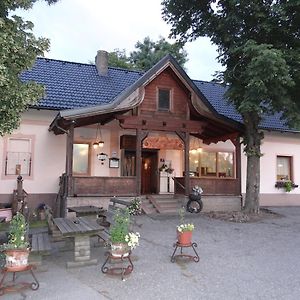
[171,242,200,263]
[0,265,39,296]
[101,252,134,280]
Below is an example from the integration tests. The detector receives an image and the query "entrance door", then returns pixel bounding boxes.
[141,151,158,194]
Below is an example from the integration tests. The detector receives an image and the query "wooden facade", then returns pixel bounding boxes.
[51,59,243,216]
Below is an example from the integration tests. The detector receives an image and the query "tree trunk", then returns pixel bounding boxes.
[242,113,263,213]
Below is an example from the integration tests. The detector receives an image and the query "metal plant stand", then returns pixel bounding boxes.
[0,265,39,296]
[171,241,200,263]
[101,252,134,280]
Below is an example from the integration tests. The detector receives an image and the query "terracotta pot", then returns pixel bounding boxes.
[177,230,193,245]
[5,249,29,271]
[110,243,129,258]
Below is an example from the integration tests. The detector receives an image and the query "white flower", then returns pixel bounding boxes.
[124,232,140,250]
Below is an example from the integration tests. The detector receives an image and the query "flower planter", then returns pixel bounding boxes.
[110,243,130,258]
[5,249,30,271]
[177,230,193,245]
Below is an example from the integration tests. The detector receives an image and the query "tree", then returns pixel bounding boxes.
[108,36,188,71]
[108,49,133,70]
[0,0,59,136]
[162,0,300,213]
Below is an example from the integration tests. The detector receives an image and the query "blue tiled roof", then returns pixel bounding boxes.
[22,57,294,132]
[21,58,143,110]
[194,80,293,132]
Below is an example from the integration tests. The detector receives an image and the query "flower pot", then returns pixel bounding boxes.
[5,249,29,271]
[177,230,192,245]
[110,243,129,258]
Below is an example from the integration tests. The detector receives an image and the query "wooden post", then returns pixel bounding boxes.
[233,136,242,195]
[176,131,190,196]
[135,129,148,195]
[136,129,142,195]
[64,122,75,217]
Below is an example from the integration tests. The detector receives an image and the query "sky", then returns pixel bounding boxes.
[16,0,222,81]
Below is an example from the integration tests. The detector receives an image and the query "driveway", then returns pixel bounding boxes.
[2,207,300,300]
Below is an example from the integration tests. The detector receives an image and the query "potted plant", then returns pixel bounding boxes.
[2,212,30,271]
[275,180,298,192]
[109,208,140,257]
[177,208,195,245]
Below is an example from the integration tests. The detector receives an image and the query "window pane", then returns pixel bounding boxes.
[277,156,291,180]
[6,138,31,176]
[73,144,89,174]
[200,151,216,176]
[158,89,170,110]
[189,151,199,176]
[218,152,233,177]
[122,151,136,176]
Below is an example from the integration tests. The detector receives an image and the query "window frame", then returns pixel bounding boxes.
[157,87,172,112]
[72,142,92,176]
[189,150,235,179]
[2,135,35,180]
[276,155,293,181]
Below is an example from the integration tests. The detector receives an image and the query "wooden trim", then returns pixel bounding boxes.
[66,123,74,197]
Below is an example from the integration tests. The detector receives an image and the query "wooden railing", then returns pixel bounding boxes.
[174,177,240,195]
[72,176,137,196]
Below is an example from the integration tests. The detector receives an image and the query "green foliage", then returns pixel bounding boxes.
[284,181,293,192]
[109,208,130,243]
[4,212,29,249]
[108,49,133,70]
[128,197,142,216]
[0,0,58,136]
[162,0,300,212]
[107,36,188,71]
[177,207,194,232]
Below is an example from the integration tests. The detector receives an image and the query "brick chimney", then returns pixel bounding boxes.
[95,50,108,76]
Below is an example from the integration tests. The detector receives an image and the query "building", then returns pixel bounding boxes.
[1,51,299,215]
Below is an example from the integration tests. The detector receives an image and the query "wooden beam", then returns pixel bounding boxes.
[232,136,242,195]
[176,131,190,195]
[136,130,149,195]
[118,115,204,134]
[65,121,75,217]
[202,132,240,145]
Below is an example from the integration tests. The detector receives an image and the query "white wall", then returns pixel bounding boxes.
[241,131,300,196]
[0,109,66,194]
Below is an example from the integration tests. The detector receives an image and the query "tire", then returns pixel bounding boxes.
[186,199,203,213]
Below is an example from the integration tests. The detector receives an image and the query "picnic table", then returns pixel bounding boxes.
[68,206,104,217]
[53,217,104,268]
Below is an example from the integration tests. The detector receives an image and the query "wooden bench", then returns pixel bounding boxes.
[110,197,131,209]
[29,232,52,266]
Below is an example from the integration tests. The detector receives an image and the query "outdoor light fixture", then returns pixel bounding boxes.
[94,123,105,149]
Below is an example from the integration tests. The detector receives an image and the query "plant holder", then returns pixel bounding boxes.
[101,250,134,280]
[171,241,200,263]
[177,230,192,245]
[5,249,29,272]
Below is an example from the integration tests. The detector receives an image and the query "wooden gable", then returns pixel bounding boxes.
[139,67,190,120]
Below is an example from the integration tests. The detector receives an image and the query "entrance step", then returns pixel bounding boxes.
[146,195,181,214]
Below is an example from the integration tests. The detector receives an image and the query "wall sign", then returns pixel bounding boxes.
[109,158,119,168]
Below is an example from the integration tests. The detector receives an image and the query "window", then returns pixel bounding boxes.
[121,150,136,176]
[277,156,292,181]
[189,150,234,178]
[73,143,90,175]
[5,137,32,176]
[158,89,170,111]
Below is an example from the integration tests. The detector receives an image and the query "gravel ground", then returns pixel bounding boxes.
[2,207,300,300]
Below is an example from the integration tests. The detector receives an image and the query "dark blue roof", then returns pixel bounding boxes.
[22,57,294,132]
[21,58,143,110]
[194,80,292,132]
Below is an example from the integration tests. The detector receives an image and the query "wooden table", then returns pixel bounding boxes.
[68,206,104,217]
[53,217,104,268]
